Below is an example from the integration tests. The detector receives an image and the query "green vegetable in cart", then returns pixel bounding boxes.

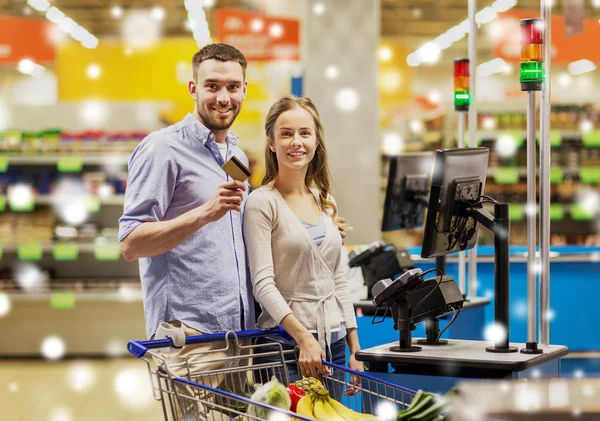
[396,388,456,421]
[247,376,292,419]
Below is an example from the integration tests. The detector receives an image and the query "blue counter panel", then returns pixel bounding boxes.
[408,246,600,351]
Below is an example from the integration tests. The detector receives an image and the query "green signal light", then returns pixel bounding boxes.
[520,61,544,83]
[454,90,470,109]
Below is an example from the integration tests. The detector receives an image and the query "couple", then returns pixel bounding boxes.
[118,44,361,388]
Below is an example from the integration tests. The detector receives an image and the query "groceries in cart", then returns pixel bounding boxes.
[396,388,457,421]
[128,328,456,421]
[246,377,292,419]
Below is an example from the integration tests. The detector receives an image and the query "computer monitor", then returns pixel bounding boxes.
[420,147,518,353]
[382,152,434,232]
[421,147,490,259]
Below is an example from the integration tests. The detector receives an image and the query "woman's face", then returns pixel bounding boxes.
[269,107,317,172]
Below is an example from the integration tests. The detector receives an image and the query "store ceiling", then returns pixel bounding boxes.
[382,0,600,62]
[0,0,258,37]
[1,0,600,64]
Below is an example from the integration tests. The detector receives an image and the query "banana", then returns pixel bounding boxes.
[296,395,316,419]
[326,396,368,421]
[313,397,346,421]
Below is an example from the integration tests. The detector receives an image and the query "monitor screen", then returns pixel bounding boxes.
[421,147,490,258]
[381,152,434,232]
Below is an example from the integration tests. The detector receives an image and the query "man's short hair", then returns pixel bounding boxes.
[192,43,247,80]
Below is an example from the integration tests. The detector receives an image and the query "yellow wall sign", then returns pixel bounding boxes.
[56,38,267,125]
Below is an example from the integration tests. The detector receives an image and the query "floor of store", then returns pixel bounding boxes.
[2,353,599,420]
[0,359,164,421]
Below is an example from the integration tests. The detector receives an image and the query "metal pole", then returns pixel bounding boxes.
[527,91,537,344]
[539,0,552,347]
[468,0,478,297]
[457,111,467,296]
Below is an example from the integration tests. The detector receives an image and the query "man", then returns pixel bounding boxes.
[118,43,253,419]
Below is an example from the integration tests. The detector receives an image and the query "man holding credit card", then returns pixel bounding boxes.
[117,44,254,412]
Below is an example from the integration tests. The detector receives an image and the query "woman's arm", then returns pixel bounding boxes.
[280,313,327,377]
[243,192,325,377]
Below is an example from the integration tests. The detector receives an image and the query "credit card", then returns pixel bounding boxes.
[221,155,251,182]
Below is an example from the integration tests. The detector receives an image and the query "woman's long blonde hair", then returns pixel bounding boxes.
[262,96,338,218]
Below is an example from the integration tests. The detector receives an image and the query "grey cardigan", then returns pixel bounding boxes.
[243,183,357,353]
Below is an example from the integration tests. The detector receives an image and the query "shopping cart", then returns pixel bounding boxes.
[128,327,417,421]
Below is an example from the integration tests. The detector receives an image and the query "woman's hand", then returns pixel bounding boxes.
[345,354,364,396]
[298,335,329,378]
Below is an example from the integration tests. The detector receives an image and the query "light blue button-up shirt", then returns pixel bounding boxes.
[118,113,254,339]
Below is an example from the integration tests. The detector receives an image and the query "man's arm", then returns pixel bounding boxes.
[120,207,205,261]
[121,180,246,261]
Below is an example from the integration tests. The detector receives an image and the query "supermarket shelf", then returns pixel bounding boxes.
[1,154,130,165]
[477,130,583,140]
[35,195,125,206]
[5,290,143,302]
[2,243,97,253]
[0,242,124,262]
[486,167,580,178]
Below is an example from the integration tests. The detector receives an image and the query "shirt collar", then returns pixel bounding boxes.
[183,113,239,146]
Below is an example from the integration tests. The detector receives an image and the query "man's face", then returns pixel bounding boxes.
[190,59,247,131]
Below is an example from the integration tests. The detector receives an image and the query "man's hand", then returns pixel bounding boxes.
[200,180,246,223]
[335,216,349,243]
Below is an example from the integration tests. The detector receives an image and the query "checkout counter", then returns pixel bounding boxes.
[350,148,570,394]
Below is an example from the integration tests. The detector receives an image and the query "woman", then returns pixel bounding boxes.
[243,96,362,388]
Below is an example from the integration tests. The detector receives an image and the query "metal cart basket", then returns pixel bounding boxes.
[128,327,417,421]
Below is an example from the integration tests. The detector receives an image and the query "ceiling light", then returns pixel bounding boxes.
[17,59,35,75]
[593,0,600,8]
[59,18,77,34]
[114,368,154,409]
[382,132,404,156]
[324,65,339,80]
[81,34,99,49]
[476,7,498,24]
[46,6,65,24]
[558,72,572,87]
[492,0,517,12]
[406,53,420,67]
[568,59,597,75]
[496,134,518,157]
[427,90,441,104]
[151,6,165,21]
[111,5,124,19]
[434,34,453,50]
[446,26,465,42]
[411,8,422,19]
[378,46,393,62]
[86,63,102,80]
[418,42,441,65]
[250,18,264,32]
[312,2,326,16]
[71,26,88,42]
[203,0,215,7]
[580,119,593,133]
[27,0,50,12]
[460,19,470,34]
[410,119,423,134]
[41,335,66,360]
[335,88,360,112]
[482,116,496,130]
[269,23,284,39]
[0,293,11,318]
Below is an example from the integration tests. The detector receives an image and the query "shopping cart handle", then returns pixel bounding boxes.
[127,327,290,358]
